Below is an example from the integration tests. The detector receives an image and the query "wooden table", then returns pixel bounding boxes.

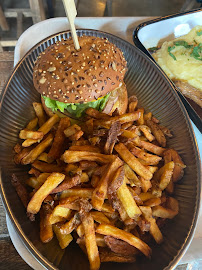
[0,51,32,270]
[0,51,190,270]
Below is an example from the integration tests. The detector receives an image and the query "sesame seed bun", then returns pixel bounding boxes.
[33,35,127,104]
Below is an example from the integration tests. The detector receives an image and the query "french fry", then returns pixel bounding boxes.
[144,198,161,207]
[48,117,70,159]
[130,146,162,166]
[28,167,41,177]
[85,108,110,119]
[70,130,84,141]
[62,150,115,164]
[139,192,157,202]
[53,225,73,249]
[96,224,151,258]
[19,130,44,140]
[101,203,115,214]
[21,134,53,165]
[82,214,100,270]
[14,146,33,164]
[27,173,65,214]
[94,112,140,128]
[38,152,54,163]
[92,157,122,210]
[69,145,101,153]
[33,102,46,127]
[127,186,143,205]
[108,165,124,195]
[49,206,72,224]
[76,224,85,237]
[140,206,163,244]
[40,204,53,243]
[60,213,81,234]
[139,125,155,142]
[32,160,64,172]
[115,143,153,180]
[104,121,121,154]
[153,161,175,190]
[79,161,98,171]
[117,177,142,219]
[64,124,81,137]
[124,164,141,187]
[22,114,59,147]
[51,175,81,193]
[26,177,39,189]
[140,177,152,193]
[138,140,165,156]
[25,117,38,130]
[143,112,152,121]
[91,211,111,224]
[100,249,136,263]
[56,188,93,200]
[152,205,178,219]
[136,108,144,125]
[146,119,166,147]
[163,149,186,182]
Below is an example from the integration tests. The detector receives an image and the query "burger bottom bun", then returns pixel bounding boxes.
[41,83,128,118]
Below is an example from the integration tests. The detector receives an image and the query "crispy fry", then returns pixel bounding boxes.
[79,161,98,171]
[163,149,186,182]
[144,112,152,121]
[55,188,93,200]
[108,165,124,195]
[104,121,121,154]
[69,145,101,153]
[124,164,141,187]
[14,146,33,164]
[139,192,157,202]
[92,157,122,210]
[144,198,161,207]
[28,167,41,177]
[153,161,175,190]
[104,236,138,256]
[60,213,81,234]
[94,112,140,128]
[48,117,70,159]
[62,150,115,164]
[25,117,38,130]
[96,224,151,258]
[100,249,136,263]
[136,108,144,125]
[32,160,64,172]
[19,130,44,140]
[130,146,162,165]
[21,134,53,165]
[138,140,165,156]
[33,102,46,127]
[146,119,166,147]
[51,175,81,193]
[140,177,152,193]
[115,143,153,180]
[27,173,65,214]
[38,152,54,163]
[140,206,163,244]
[85,108,110,119]
[53,224,73,249]
[139,125,155,142]
[64,124,81,137]
[152,205,178,219]
[82,213,100,270]
[117,177,142,219]
[40,204,53,243]
[91,211,111,224]
[22,114,59,147]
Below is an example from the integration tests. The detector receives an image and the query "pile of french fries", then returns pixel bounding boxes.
[13,97,186,269]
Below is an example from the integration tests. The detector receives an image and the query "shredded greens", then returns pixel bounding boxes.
[168,46,177,60]
[190,43,202,61]
[173,40,193,49]
[43,93,110,118]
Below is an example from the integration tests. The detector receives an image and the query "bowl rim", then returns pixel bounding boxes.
[0,28,201,270]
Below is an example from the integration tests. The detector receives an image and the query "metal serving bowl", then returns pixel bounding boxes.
[0,29,201,270]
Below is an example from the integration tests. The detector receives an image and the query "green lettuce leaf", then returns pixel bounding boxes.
[43,93,110,118]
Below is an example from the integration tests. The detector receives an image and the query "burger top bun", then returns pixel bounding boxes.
[33,36,127,104]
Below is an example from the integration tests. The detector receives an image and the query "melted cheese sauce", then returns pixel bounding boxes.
[153,25,202,92]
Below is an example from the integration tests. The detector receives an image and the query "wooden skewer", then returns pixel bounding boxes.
[62,0,80,50]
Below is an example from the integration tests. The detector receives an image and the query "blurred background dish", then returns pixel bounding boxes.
[133,8,202,122]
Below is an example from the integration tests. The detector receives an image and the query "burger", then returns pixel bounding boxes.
[33,35,128,118]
